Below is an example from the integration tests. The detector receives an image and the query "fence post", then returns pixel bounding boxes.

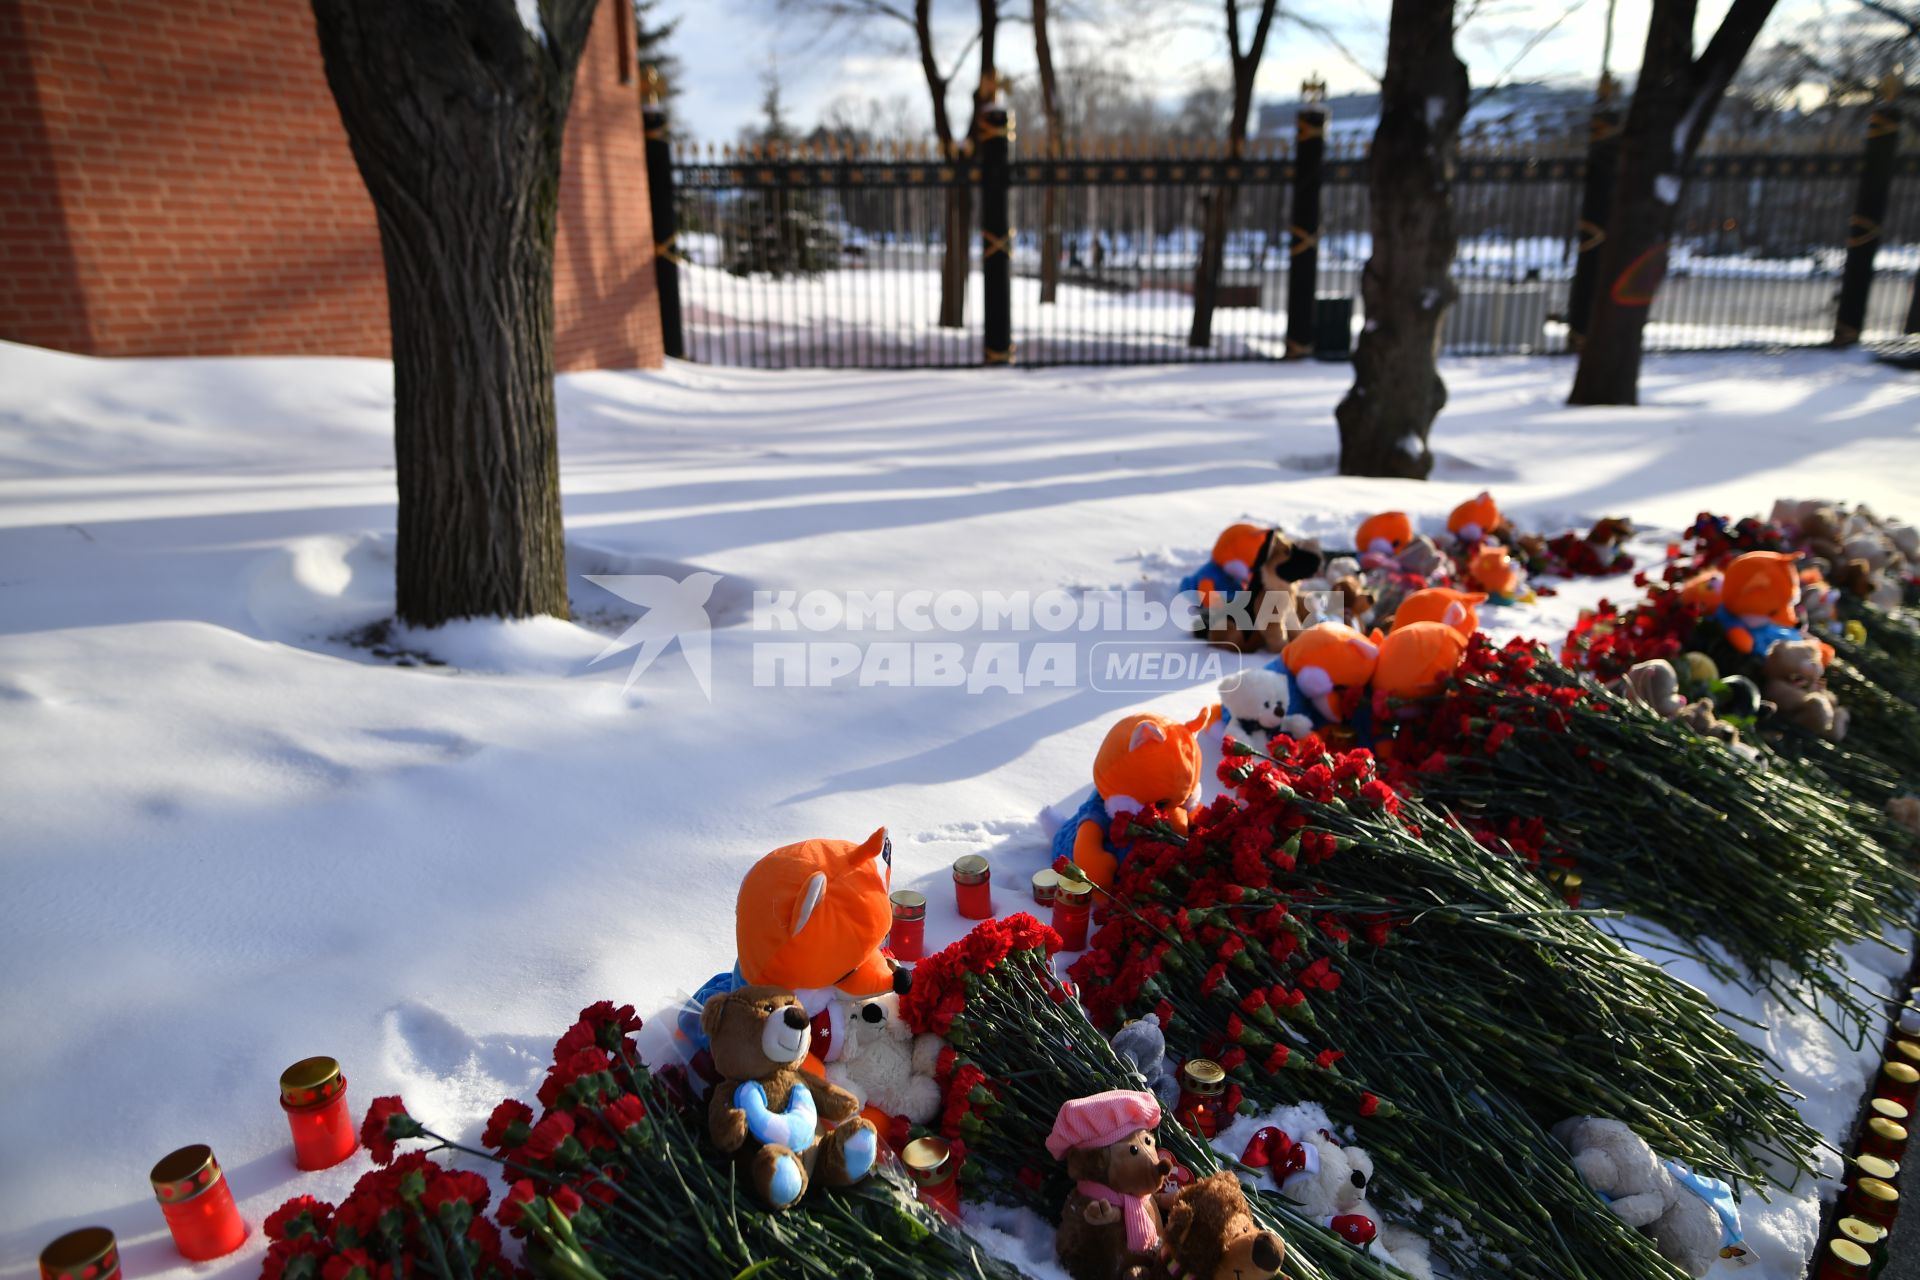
[981,103,1014,365]
[1566,77,1622,352]
[1834,74,1903,346]
[1285,78,1327,359]
[642,86,685,361]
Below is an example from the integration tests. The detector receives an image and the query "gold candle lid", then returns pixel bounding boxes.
[280,1055,346,1108]
[1871,1097,1911,1122]
[1828,1239,1872,1266]
[952,854,990,885]
[1882,1061,1919,1084]
[1183,1058,1225,1087]
[902,1135,951,1173]
[40,1229,117,1280]
[1894,1039,1920,1065]
[1869,1116,1908,1143]
[1857,1176,1899,1203]
[1839,1217,1886,1245]
[1056,877,1092,900]
[890,889,927,919]
[151,1144,223,1204]
[1853,1153,1899,1180]
[1031,868,1060,893]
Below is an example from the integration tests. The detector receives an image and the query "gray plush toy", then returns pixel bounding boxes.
[1554,1116,1746,1277]
[1110,1013,1180,1108]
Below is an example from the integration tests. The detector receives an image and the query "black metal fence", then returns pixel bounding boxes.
[645,103,1920,369]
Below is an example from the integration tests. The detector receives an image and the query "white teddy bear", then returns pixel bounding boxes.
[1220,666,1313,748]
[823,991,944,1125]
[1553,1116,1744,1278]
[1276,1130,1434,1280]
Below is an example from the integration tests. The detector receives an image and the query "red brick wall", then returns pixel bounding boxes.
[0,0,662,371]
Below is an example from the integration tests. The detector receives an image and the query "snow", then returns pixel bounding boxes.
[1656,173,1684,205]
[2,339,1919,1279]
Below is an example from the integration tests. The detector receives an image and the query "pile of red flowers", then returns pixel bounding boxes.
[261,1155,512,1280]
[1532,529,1635,579]
[1686,511,1790,568]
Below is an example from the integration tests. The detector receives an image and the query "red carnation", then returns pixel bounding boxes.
[551,1186,584,1220]
[497,1180,536,1229]
[1264,1044,1291,1072]
[423,1170,490,1216]
[264,1196,334,1242]
[360,1096,422,1166]
[1315,1049,1344,1070]
[482,1099,534,1150]
[525,1111,577,1163]
[1359,1093,1380,1117]
[605,1093,649,1134]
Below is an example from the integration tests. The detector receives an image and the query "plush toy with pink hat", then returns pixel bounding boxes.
[1049,1090,1178,1280]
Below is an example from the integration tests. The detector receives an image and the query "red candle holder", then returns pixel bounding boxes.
[903,1136,962,1218]
[1864,1116,1910,1161]
[1816,1238,1872,1280]
[1849,1153,1900,1188]
[281,1055,357,1170]
[1848,1175,1899,1230]
[1030,868,1059,908]
[1838,1216,1886,1253]
[1052,880,1091,951]
[888,890,927,962]
[953,855,992,920]
[1878,1061,1919,1109]
[151,1144,247,1261]
[39,1228,118,1280]
[1175,1059,1226,1139]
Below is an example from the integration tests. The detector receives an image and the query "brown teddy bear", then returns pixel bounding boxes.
[702,985,880,1210]
[1048,1090,1179,1280]
[1158,1172,1286,1280]
[1762,638,1849,742]
[1245,531,1332,652]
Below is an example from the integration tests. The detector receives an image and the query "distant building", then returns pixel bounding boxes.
[0,0,664,370]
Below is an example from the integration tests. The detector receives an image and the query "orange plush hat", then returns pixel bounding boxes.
[1678,570,1724,613]
[1281,623,1382,722]
[1448,492,1502,543]
[737,829,896,998]
[1212,524,1269,582]
[1070,706,1220,891]
[1355,511,1414,556]
[1373,622,1470,699]
[1468,547,1520,600]
[1720,551,1799,626]
[1394,586,1487,637]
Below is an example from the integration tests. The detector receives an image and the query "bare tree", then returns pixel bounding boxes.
[1033,0,1064,303]
[1333,0,1469,478]
[1568,0,1777,405]
[1188,0,1279,349]
[310,0,596,626]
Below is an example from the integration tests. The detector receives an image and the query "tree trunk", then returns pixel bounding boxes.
[1334,0,1467,479]
[1034,0,1062,305]
[1189,0,1276,349]
[1569,0,1776,404]
[310,0,594,627]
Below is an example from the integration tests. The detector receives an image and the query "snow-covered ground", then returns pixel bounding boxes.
[2,340,1918,1280]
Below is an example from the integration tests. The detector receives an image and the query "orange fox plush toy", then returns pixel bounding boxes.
[1373,622,1470,700]
[1054,707,1219,893]
[1447,493,1503,545]
[1714,551,1805,656]
[1393,587,1487,638]
[1467,547,1523,604]
[1356,512,1414,560]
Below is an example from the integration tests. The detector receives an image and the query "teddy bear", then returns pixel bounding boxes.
[1252,1128,1432,1279]
[1553,1116,1745,1278]
[1609,659,1688,719]
[1181,524,1272,652]
[1763,637,1849,742]
[1888,795,1920,837]
[1156,1171,1286,1280]
[1053,707,1219,892]
[1219,665,1299,749]
[1049,1090,1179,1280]
[1109,1013,1181,1109]
[823,991,944,1127]
[702,985,880,1210]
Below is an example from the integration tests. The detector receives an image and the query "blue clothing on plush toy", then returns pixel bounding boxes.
[1712,605,1801,659]
[1051,791,1130,868]
[1665,1160,1746,1260]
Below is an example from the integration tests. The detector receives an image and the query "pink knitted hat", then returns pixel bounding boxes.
[1046,1090,1162,1160]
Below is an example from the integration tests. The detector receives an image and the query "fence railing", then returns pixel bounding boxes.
[643,102,1920,369]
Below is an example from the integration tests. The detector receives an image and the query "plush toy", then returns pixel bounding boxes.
[702,985,879,1210]
[1180,524,1269,608]
[1053,707,1219,892]
[1109,1014,1181,1109]
[1447,492,1503,545]
[822,991,944,1127]
[1372,622,1469,702]
[1393,586,1486,637]
[1553,1116,1746,1278]
[1277,623,1383,731]
[1219,666,1296,748]
[685,829,910,1106]
[1356,512,1414,563]
[1609,659,1688,719]
[1889,795,1920,838]
[1763,637,1849,742]
[1244,1128,1430,1276]
[1467,546,1523,604]
[1715,551,1803,656]
[1244,530,1333,652]
[1394,535,1449,579]
[1157,1172,1286,1280]
[1049,1090,1178,1280]
[1184,528,1326,653]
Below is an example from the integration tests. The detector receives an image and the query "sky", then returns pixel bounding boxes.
[657,0,1833,146]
